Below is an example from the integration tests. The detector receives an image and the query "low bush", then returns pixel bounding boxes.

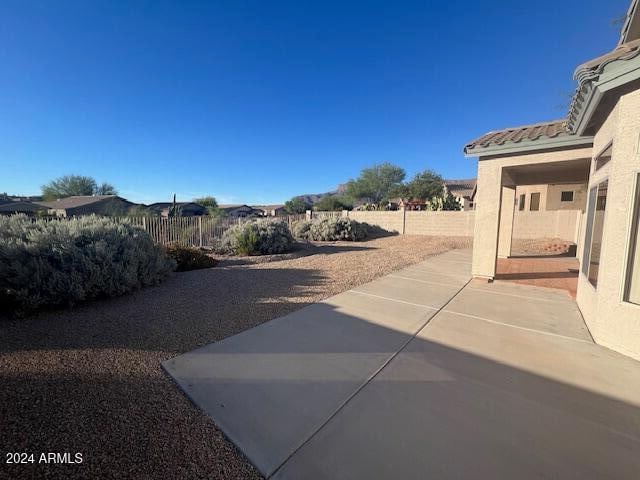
[0,215,175,313]
[291,220,312,240]
[165,244,217,271]
[218,219,294,256]
[294,217,368,242]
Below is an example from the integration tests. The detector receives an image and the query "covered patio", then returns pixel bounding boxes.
[464,120,593,285]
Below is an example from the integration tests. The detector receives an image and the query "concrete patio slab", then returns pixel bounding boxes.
[165,248,640,479]
[163,251,470,477]
[274,302,640,480]
[444,281,591,341]
[351,275,465,309]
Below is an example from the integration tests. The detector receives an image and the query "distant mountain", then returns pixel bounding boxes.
[294,184,348,205]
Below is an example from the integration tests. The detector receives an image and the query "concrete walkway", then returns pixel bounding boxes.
[163,249,640,479]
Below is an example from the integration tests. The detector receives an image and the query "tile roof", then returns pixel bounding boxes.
[464,120,571,153]
[574,39,640,85]
[37,195,116,209]
[444,178,476,198]
[568,38,640,133]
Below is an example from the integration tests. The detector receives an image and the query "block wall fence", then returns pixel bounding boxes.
[310,209,583,242]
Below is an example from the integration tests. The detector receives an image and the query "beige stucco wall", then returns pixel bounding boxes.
[576,88,640,361]
[546,183,588,211]
[514,183,587,212]
[472,146,593,278]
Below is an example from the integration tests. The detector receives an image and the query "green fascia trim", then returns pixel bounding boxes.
[464,135,593,159]
[573,56,640,136]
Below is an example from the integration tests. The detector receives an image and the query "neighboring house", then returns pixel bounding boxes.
[218,204,260,218]
[253,204,286,217]
[444,178,477,210]
[464,0,640,360]
[37,195,135,217]
[515,183,588,212]
[0,200,45,216]
[147,202,207,217]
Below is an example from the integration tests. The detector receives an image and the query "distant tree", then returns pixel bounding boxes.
[41,175,118,200]
[284,197,310,214]
[405,170,444,200]
[346,163,406,206]
[96,182,118,195]
[194,196,220,216]
[314,195,353,211]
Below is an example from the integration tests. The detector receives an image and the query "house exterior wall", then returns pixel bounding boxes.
[576,88,640,360]
[472,146,593,278]
[514,183,587,211]
[546,183,588,211]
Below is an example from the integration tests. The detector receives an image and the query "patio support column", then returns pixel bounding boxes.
[497,185,516,258]
[472,161,503,279]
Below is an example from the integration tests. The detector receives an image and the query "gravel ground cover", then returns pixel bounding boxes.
[511,238,575,256]
[1,235,470,480]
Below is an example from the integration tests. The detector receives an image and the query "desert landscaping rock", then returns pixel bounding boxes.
[0,235,470,480]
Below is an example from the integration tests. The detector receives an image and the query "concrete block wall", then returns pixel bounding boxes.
[344,209,582,242]
[512,210,583,242]
[403,211,475,236]
[345,211,405,233]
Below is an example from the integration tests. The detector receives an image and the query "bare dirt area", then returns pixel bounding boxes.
[0,235,470,480]
[511,238,576,257]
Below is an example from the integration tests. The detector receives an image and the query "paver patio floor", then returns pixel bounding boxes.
[163,249,640,479]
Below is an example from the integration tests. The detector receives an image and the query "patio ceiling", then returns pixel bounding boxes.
[502,158,590,186]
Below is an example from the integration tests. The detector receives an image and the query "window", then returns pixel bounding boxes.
[625,174,640,305]
[518,194,525,211]
[582,181,608,287]
[561,191,574,202]
[530,192,540,211]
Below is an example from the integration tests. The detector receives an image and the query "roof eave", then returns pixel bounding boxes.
[568,55,640,135]
[464,135,593,159]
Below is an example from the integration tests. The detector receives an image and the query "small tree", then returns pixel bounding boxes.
[41,175,118,200]
[314,195,353,211]
[441,191,462,211]
[194,196,220,216]
[405,170,444,201]
[284,197,310,214]
[346,163,406,206]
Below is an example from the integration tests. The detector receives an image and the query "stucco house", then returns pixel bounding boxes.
[218,204,260,218]
[253,204,286,217]
[0,200,45,216]
[37,195,136,217]
[514,181,588,212]
[147,202,208,217]
[444,178,477,210]
[464,0,640,360]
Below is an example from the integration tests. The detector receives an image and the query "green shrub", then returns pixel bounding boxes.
[166,244,217,271]
[294,217,368,241]
[0,215,175,313]
[292,220,313,240]
[218,219,294,256]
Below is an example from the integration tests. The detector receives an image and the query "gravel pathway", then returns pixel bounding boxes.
[1,235,470,480]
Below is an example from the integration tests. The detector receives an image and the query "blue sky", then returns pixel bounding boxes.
[0,0,630,204]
